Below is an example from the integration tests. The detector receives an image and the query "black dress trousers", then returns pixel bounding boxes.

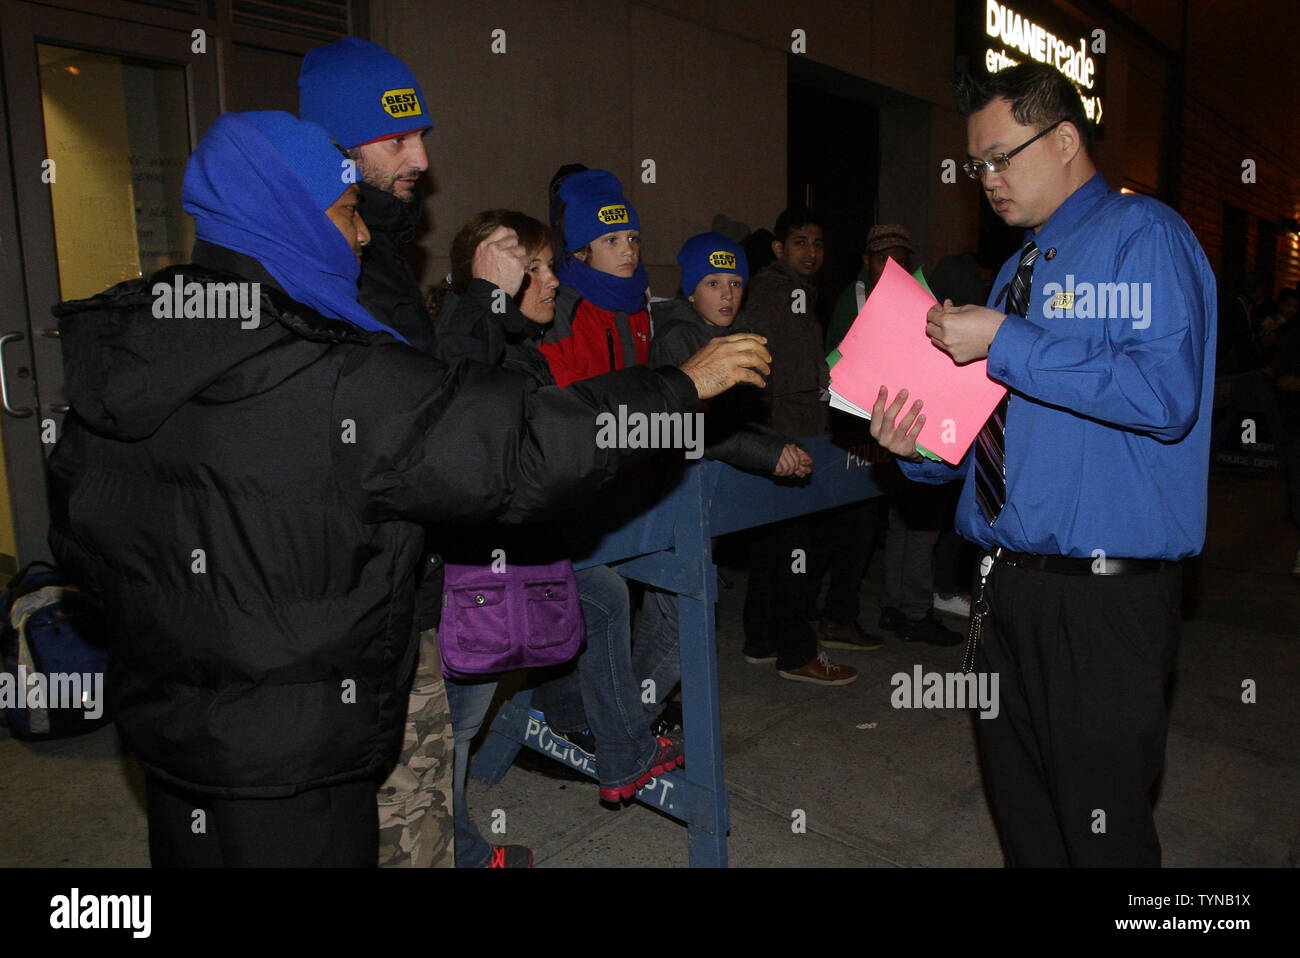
[974,561,1182,867]
[146,774,380,867]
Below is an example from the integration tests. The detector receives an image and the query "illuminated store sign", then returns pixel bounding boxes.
[981,0,1105,125]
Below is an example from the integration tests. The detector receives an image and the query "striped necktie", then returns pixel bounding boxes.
[973,240,1040,525]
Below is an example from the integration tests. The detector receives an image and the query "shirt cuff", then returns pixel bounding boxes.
[986,313,1041,387]
[899,456,959,484]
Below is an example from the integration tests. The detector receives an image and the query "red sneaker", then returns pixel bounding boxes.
[484,845,533,868]
[598,734,685,802]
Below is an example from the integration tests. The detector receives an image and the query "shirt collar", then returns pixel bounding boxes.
[1027,172,1110,249]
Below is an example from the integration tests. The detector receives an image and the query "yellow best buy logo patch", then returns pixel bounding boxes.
[1050,291,1075,310]
[597,204,629,226]
[381,88,423,118]
[708,250,737,270]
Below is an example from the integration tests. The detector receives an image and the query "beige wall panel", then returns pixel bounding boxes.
[375,2,635,285]
[862,0,960,107]
[625,4,786,294]
[640,0,956,108]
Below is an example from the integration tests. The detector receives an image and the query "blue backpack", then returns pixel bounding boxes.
[0,562,110,740]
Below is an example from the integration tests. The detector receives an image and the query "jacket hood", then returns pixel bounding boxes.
[54,249,372,441]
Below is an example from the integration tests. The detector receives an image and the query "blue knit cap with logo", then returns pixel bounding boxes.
[677,232,749,295]
[557,170,640,252]
[298,37,432,149]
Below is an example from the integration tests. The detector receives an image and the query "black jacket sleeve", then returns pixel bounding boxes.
[705,407,788,474]
[332,342,699,526]
[430,279,530,368]
[649,317,786,474]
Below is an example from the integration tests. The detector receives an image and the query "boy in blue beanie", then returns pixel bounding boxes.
[636,234,814,717]
[538,169,651,385]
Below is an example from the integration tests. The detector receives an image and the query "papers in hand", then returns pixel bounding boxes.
[827,259,1006,465]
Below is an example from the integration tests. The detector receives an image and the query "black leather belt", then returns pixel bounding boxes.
[988,547,1176,576]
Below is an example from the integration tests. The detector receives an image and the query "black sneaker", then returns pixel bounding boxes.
[650,700,683,738]
[901,611,965,646]
[551,725,597,758]
[529,709,598,760]
[878,606,907,635]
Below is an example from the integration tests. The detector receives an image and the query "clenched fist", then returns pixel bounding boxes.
[774,443,813,478]
[471,225,528,297]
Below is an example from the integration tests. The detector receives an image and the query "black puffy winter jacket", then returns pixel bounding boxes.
[46,243,697,798]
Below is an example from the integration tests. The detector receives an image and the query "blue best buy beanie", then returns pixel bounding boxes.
[677,232,749,295]
[298,37,431,149]
[557,169,640,252]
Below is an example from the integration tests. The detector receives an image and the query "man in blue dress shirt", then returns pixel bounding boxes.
[870,62,1216,866]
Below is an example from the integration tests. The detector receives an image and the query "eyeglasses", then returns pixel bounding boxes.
[962,119,1065,181]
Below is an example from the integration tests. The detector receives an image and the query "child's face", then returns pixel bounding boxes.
[690,273,745,328]
[773,224,825,279]
[580,229,641,277]
[518,244,559,324]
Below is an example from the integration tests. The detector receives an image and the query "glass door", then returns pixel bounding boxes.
[0,0,219,567]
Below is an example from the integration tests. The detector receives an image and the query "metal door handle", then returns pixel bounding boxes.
[0,332,34,418]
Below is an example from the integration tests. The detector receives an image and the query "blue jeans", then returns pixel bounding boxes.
[532,565,676,788]
[445,676,498,868]
[633,585,680,721]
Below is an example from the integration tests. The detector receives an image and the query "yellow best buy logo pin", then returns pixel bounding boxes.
[597,204,630,226]
[1051,291,1075,310]
[708,251,736,270]
[381,88,423,118]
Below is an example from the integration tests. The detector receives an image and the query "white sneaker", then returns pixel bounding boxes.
[933,592,972,618]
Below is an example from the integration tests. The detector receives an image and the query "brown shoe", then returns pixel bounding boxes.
[818,619,883,651]
[778,651,859,686]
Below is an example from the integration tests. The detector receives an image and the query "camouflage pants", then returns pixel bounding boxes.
[377,628,455,867]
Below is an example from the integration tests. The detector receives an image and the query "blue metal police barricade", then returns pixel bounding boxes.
[470,433,887,866]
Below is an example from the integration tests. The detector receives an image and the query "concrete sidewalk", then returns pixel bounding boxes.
[1,467,1296,868]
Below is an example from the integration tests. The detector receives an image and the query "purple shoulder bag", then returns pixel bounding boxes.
[438,560,585,680]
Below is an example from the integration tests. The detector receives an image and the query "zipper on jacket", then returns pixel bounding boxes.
[606,328,617,372]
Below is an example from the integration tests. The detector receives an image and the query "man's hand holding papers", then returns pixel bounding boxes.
[867,387,925,463]
[924,300,1007,365]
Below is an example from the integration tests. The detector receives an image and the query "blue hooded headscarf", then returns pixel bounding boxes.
[181,110,407,343]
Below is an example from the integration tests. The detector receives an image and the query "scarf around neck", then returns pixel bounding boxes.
[557,257,649,314]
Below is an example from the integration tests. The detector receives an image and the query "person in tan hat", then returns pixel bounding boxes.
[826,224,915,353]
[824,224,965,647]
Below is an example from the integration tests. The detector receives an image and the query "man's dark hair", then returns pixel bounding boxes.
[955,63,1093,153]
[773,207,824,244]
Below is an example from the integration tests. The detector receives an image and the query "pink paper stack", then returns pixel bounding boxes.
[828,258,1006,464]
